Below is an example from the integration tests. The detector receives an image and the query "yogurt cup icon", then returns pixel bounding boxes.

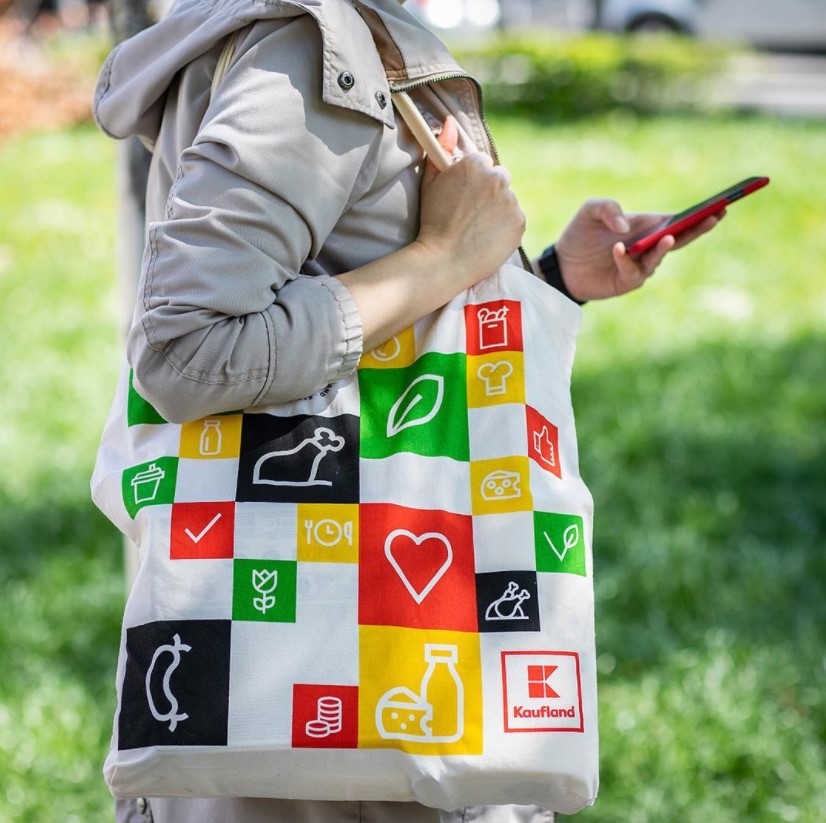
[131,462,166,505]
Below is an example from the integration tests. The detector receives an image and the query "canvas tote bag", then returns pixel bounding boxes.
[91,69,599,815]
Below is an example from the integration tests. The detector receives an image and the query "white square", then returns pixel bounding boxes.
[472,512,535,573]
[414,297,465,355]
[233,503,297,560]
[175,457,239,502]
[501,650,584,733]
[529,460,594,525]
[127,553,234,626]
[295,563,359,682]
[535,573,595,647]
[360,453,471,516]
[129,423,182,465]
[468,406,527,462]
[227,566,359,747]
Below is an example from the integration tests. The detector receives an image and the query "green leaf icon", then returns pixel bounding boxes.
[386,374,444,437]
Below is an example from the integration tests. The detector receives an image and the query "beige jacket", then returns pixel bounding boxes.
[95,0,519,423]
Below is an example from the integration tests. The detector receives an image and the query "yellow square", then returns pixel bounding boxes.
[358,626,482,755]
[470,456,533,516]
[467,352,525,408]
[359,326,416,369]
[297,504,359,563]
[179,414,242,459]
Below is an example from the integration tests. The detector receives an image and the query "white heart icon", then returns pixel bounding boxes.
[384,529,453,604]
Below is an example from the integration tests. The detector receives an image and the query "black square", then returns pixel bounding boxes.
[236,413,359,503]
[118,620,231,750]
[476,570,540,633]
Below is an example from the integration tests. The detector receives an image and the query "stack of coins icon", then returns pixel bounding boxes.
[305,696,343,738]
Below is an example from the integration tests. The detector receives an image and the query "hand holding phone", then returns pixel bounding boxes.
[626,176,770,257]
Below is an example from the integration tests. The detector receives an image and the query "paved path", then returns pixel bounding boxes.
[708,52,826,117]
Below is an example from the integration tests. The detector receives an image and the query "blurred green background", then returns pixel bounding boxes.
[0,18,824,823]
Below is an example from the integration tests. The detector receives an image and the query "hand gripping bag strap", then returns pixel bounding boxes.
[98,17,599,815]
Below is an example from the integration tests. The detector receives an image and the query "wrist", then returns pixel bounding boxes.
[411,233,474,296]
[537,245,586,306]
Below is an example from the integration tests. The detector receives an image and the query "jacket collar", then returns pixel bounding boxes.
[94,0,465,140]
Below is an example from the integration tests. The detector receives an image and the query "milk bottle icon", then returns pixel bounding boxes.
[376,644,463,744]
[198,419,223,456]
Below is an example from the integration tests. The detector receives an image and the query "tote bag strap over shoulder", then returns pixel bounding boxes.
[211,31,239,101]
[210,27,447,173]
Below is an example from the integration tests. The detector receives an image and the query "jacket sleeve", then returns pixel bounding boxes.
[128,16,382,423]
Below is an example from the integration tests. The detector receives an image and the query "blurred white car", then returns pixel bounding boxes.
[405,0,503,30]
[408,1,826,51]
[596,0,826,50]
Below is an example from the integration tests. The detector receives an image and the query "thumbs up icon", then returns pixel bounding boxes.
[533,425,556,469]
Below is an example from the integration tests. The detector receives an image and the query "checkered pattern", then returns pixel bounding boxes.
[95,269,598,809]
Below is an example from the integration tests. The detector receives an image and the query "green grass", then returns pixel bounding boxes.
[492,112,826,821]
[0,126,121,823]
[1,113,824,822]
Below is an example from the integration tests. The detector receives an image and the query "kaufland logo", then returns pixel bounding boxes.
[501,651,584,733]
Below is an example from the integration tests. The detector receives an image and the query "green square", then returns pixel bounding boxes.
[127,370,167,426]
[534,512,586,577]
[122,457,178,519]
[359,352,469,461]
[232,559,297,623]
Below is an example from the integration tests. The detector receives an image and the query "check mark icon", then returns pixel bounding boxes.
[184,513,223,544]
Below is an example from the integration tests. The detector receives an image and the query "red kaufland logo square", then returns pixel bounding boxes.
[292,684,358,749]
[464,300,524,356]
[526,406,562,479]
[527,665,560,699]
[359,503,476,632]
[170,502,235,559]
[501,651,584,733]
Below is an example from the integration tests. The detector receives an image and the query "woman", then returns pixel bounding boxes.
[96,1,720,820]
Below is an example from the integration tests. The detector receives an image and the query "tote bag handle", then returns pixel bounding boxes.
[392,91,452,173]
[211,32,449,172]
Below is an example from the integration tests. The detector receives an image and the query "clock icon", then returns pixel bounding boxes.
[313,518,353,547]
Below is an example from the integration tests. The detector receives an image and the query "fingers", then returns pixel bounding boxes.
[612,234,675,294]
[671,211,725,250]
[452,152,510,187]
[422,116,459,185]
[437,115,459,157]
[585,198,630,235]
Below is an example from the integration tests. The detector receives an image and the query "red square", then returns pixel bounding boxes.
[526,406,561,479]
[170,502,235,559]
[359,503,476,632]
[292,684,358,749]
[465,300,524,356]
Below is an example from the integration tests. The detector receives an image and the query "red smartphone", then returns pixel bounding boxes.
[626,176,770,257]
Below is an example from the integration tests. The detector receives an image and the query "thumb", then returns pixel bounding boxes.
[422,116,459,186]
[586,198,630,234]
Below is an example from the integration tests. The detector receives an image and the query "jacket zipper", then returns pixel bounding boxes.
[390,74,533,273]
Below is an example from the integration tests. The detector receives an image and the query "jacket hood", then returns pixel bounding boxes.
[94,0,463,143]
